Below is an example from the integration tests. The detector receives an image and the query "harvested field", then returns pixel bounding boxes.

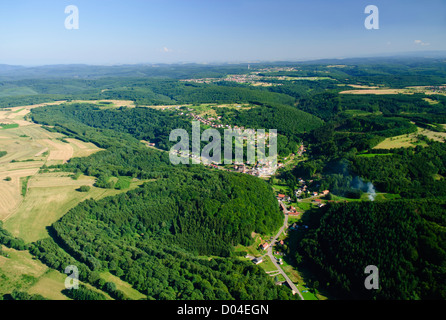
[65,138,102,158]
[4,172,146,242]
[41,138,73,164]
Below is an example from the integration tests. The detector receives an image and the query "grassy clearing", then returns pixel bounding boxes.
[0,245,113,300]
[271,184,292,195]
[340,109,379,117]
[0,245,68,299]
[423,98,440,105]
[0,123,19,130]
[296,283,320,300]
[20,176,31,197]
[258,255,278,273]
[373,128,430,149]
[65,138,102,158]
[26,269,70,300]
[69,100,136,109]
[114,176,132,190]
[419,127,446,143]
[296,201,315,211]
[99,272,146,300]
[0,246,46,296]
[340,86,446,96]
[357,153,393,158]
[379,193,401,200]
[234,233,264,257]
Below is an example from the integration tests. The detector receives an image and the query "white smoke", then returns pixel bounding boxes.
[351,176,376,201]
[367,182,376,201]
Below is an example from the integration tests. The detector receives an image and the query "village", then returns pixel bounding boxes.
[179,67,301,87]
[165,106,288,177]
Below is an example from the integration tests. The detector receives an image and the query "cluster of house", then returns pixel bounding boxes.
[252,240,286,265]
[189,113,227,129]
[276,194,291,202]
[277,195,301,216]
[260,242,270,251]
[257,67,299,73]
[288,206,300,216]
[428,85,446,93]
[180,70,291,87]
[179,78,220,84]
[277,184,330,213]
[233,162,281,178]
[294,177,329,200]
[190,157,280,178]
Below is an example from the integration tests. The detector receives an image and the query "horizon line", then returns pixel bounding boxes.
[2,50,446,68]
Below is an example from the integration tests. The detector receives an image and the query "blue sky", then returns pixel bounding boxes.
[0,0,445,65]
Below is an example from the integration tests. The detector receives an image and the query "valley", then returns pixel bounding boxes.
[0,59,445,301]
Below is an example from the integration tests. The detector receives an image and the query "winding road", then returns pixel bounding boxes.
[268,201,305,300]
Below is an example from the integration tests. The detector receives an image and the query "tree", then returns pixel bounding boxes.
[77,185,91,192]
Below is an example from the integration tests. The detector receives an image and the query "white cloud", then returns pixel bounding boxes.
[414,40,430,46]
[161,47,173,53]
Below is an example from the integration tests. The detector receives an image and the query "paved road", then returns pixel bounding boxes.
[267,202,305,300]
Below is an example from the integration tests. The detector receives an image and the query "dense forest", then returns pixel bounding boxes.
[294,200,446,299]
[32,103,192,151]
[350,142,446,197]
[44,171,294,300]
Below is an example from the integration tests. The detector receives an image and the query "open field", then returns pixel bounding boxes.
[357,153,394,158]
[347,84,380,89]
[99,272,147,300]
[234,233,264,257]
[70,99,136,108]
[0,245,113,300]
[0,106,102,222]
[340,88,411,95]
[0,245,68,299]
[340,85,446,96]
[0,101,148,298]
[373,127,445,149]
[26,269,71,300]
[418,127,446,143]
[341,109,382,117]
[4,173,146,243]
[65,138,103,158]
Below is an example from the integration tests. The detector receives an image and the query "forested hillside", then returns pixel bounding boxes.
[41,170,291,300]
[295,200,446,299]
[350,142,446,197]
[25,100,294,300]
[31,103,192,151]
